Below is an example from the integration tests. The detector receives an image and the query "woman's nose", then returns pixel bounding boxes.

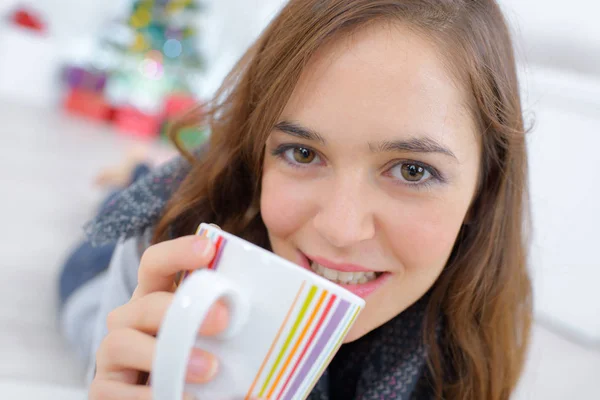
[312,178,375,248]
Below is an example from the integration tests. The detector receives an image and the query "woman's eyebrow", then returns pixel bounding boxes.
[275,120,458,162]
[370,137,458,161]
[274,121,327,144]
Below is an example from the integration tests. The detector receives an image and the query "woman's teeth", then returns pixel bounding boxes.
[310,262,379,285]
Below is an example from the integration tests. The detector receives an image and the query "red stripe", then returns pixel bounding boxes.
[208,235,224,270]
[275,293,337,400]
[245,281,307,400]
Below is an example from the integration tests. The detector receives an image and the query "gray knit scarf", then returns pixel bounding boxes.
[85,155,433,400]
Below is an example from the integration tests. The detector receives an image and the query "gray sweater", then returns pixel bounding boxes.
[81,234,147,384]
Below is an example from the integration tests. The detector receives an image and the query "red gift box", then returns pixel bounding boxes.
[64,88,113,121]
[115,107,162,139]
[163,94,199,119]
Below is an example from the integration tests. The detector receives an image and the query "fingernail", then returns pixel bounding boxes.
[193,237,214,259]
[183,393,196,400]
[187,350,218,382]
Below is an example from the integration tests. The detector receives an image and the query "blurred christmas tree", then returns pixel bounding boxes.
[122,0,205,71]
[102,0,206,112]
[64,0,209,146]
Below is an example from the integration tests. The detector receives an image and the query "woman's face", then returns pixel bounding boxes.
[261,23,480,342]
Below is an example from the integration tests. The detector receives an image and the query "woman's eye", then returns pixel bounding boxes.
[271,144,322,168]
[286,147,318,164]
[389,162,433,183]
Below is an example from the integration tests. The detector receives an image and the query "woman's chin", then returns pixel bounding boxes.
[343,324,369,343]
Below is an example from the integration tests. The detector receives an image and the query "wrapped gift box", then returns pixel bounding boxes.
[114,106,162,139]
[63,88,113,122]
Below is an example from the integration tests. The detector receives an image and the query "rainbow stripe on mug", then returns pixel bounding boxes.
[182,226,228,280]
[245,282,361,400]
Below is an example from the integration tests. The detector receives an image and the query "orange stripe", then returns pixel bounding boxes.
[266,289,328,399]
[276,294,337,400]
[245,281,307,400]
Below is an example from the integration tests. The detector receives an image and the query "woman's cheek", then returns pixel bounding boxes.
[260,169,315,237]
[384,202,463,273]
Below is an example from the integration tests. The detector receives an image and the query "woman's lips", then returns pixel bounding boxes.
[335,273,392,299]
[296,251,391,299]
[307,255,375,273]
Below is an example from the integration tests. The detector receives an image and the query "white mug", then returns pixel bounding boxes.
[151,224,365,400]
[152,223,365,400]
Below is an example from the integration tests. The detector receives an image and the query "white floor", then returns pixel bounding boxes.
[0,100,599,398]
[0,101,136,387]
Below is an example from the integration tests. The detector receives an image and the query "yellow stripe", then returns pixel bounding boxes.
[244,281,306,400]
[258,285,318,397]
[266,289,328,398]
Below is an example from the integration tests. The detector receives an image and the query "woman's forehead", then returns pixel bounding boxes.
[280,22,479,157]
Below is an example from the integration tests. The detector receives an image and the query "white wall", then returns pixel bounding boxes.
[521,65,600,344]
[191,0,287,97]
[500,0,600,77]
[0,0,129,35]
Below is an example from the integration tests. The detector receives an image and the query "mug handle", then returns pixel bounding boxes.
[152,269,250,400]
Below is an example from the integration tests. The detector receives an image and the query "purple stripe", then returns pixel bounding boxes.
[282,299,350,400]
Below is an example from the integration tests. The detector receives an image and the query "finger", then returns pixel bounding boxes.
[95,329,155,381]
[96,330,219,384]
[133,236,215,299]
[89,379,152,400]
[108,292,230,337]
[185,347,219,383]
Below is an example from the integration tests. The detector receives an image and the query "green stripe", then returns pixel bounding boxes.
[258,285,318,397]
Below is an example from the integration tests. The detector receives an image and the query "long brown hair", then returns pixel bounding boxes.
[154,1,532,398]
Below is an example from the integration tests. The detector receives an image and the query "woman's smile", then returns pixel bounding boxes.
[295,250,393,299]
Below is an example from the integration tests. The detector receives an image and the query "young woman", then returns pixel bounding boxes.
[83,1,532,398]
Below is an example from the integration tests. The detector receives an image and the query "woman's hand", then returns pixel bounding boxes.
[89,235,228,400]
